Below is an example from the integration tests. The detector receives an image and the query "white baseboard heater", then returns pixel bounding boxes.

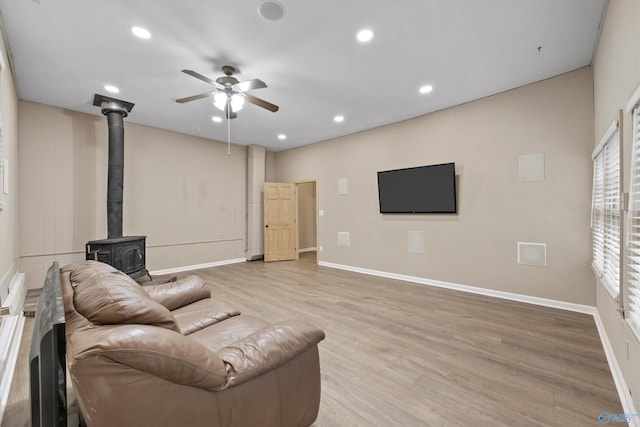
[0,273,26,316]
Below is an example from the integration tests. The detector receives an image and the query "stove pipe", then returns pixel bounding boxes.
[92,94,135,239]
[105,109,125,239]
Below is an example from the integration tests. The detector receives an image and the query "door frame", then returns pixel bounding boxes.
[295,179,319,265]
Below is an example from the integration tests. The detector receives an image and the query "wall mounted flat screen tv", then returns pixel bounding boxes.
[377,162,457,213]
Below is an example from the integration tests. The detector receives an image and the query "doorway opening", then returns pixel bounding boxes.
[296,179,318,264]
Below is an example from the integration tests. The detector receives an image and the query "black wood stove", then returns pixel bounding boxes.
[86,236,147,279]
[85,94,149,280]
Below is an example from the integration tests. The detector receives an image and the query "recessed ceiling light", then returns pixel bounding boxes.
[212,116,223,123]
[357,29,374,43]
[104,85,119,94]
[419,85,434,94]
[277,134,287,140]
[131,26,151,39]
[334,115,344,123]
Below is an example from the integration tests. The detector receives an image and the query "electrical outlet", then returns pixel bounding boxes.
[319,245,323,252]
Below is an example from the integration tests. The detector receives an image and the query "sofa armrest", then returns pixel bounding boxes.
[143,275,211,311]
[217,320,325,388]
[177,306,241,336]
[71,324,227,391]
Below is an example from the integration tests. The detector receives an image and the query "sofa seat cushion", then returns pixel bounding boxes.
[65,261,179,332]
[171,298,241,335]
[189,315,270,352]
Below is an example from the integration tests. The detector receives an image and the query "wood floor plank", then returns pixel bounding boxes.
[2,253,624,427]
[194,253,623,427]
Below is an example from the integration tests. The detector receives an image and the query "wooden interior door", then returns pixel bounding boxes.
[264,182,298,262]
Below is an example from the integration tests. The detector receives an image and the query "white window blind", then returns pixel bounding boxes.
[628,106,640,334]
[592,121,621,298]
[592,153,604,272]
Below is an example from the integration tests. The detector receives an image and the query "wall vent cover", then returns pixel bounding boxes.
[517,242,547,267]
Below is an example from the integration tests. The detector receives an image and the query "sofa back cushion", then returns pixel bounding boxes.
[69,261,179,332]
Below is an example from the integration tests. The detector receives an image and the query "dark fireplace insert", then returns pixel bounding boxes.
[86,236,147,279]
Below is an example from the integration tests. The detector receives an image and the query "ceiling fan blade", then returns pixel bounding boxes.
[182,69,225,89]
[244,94,279,112]
[233,79,267,92]
[174,91,216,103]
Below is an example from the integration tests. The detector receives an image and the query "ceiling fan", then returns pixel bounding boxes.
[175,65,279,119]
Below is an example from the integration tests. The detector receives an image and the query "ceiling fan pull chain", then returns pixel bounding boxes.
[227,109,231,156]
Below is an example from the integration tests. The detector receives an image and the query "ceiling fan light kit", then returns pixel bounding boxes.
[175,65,278,116]
[213,92,226,110]
[175,65,279,155]
[214,92,245,113]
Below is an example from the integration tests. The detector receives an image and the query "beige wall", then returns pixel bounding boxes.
[18,101,247,287]
[593,0,640,411]
[297,181,316,250]
[275,67,594,305]
[265,150,277,182]
[0,28,19,301]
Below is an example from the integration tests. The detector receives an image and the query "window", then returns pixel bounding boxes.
[628,100,640,335]
[591,120,621,298]
[592,153,604,270]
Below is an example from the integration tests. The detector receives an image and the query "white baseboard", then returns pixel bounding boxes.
[318,260,637,420]
[299,247,317,253]
[150,258,246,276]
[319,261,594,314]
[0,314,25,427]
[592,311,639,425]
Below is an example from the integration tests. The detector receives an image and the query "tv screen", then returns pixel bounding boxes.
[377,162,457,213]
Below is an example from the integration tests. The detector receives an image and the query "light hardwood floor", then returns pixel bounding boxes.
[3,253,624,426]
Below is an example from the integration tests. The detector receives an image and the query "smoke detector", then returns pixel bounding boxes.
[258,1,285,21]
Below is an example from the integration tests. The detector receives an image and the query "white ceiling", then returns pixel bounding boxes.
[0,0,607,151]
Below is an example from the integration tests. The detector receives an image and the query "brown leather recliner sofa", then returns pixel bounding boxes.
[59,260,325,427]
